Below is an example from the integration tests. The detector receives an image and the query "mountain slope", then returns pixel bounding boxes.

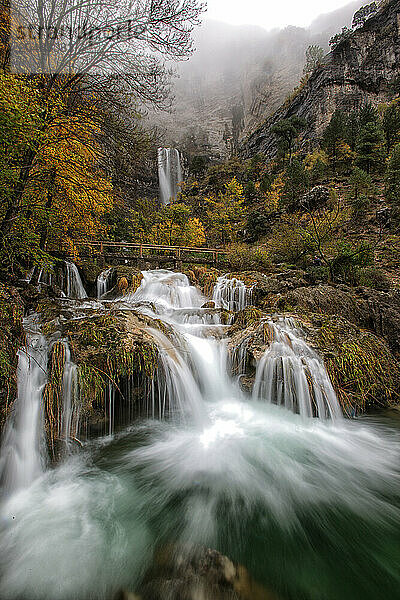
[241,0,400,158]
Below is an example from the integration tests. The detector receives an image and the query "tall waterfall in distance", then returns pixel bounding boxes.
[157,148,183,205]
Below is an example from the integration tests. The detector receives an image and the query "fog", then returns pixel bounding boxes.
[146,0,365,159]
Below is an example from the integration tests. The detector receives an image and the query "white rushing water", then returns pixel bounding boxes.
[0,317,48,496]
[253,317,342,419]
[35,260,87,299]
[60,342,80,450]
[64,262,87,299]
[213,275,253,311]
[1,270,400,600]
[96,268,113,299]
[157,148,183,205]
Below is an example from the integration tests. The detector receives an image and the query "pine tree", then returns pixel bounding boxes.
[303,45,324,75]
[271,116,306,164]
[281,159,309,209]
[385,143,400,206]
[350,167,373,200]
[355,120,386,173]
[322,110,347,170]
[383,102,400,151]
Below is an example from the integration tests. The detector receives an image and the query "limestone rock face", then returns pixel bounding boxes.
[241,0,400,158]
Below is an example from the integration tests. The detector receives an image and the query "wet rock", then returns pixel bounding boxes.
[0,283,25,427]
[228,311,400,414]
[201,301,216,309]
[117,277,129,294]
[136,546,279,600]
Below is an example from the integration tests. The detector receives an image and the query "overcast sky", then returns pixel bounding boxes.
[204,0,353,30]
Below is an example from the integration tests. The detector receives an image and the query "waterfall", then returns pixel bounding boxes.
[213,275,253,311]
[157,147,183,205]
[96,268,113,299]
[64,261,87,299]
[35,261,87,299]
[0,317,48,495]
[60,342,80,449]
[252,317,342,419]
[2,270,400,600]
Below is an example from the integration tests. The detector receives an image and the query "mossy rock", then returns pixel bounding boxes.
[302,315,400,416]
[279,284,400,352]
[228,310,400,416]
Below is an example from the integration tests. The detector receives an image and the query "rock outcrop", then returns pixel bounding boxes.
[241,0,400,158]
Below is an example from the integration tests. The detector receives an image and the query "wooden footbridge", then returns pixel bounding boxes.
[64,241,228,267]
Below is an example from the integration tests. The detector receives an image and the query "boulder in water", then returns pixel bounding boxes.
[201,301,216,309]
[135,546,278,600]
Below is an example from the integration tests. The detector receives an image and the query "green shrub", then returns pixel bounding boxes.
[226,244,271,272]
[354,266,390,290]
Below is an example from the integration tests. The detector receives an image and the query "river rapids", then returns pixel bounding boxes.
[0,269,399,600]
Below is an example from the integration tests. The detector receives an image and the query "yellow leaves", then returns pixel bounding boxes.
[304,149,329,171]
[205,178,247,246]
[263,173,284,212]
[224,177,245,201]
[149,217,206,247]
[336,141,354,162]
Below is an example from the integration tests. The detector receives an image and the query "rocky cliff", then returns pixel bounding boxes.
[145,2,364,161]
[241,0,400,158]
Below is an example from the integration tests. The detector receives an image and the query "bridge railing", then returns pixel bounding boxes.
[65,241,227,264]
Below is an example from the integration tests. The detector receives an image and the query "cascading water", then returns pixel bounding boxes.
[253,317,342,419]
[60,342,80,449]
[213,275,253,311]
[96,268,114,299]
[64,261,87,299]
[1,270,400,600]
[0,316,48,496]
[36,260,87,299]
[157,147,183,205]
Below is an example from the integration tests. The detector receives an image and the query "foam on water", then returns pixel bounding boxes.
[1,270,400,599]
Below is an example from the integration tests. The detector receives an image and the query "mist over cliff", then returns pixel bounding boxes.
[145,1,364,160]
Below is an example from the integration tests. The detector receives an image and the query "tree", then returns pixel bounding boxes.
[0,0,205,240]
[382,102,400,151]
[329,27,352,50]
[206,178,246,246]
[355,120,386,173]
[349,167,373,201]
[270,195,372,282]
[9,0,205,100]
[385,143,400,207]
[0,72,114,275]
[303,45,324,75]
[344,110,360,151]
[281,159,308,209]
[271,116,306,164]
[322,110,350,171]
[151,203,205,246]
[352,2,378,29]
[304,149,329,184]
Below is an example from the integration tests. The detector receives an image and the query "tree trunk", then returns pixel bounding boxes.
[0,149,35,237]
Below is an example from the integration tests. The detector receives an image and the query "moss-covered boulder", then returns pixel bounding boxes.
[228,312,400,416]
[278,284,400,352]
[304,315,400,415]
